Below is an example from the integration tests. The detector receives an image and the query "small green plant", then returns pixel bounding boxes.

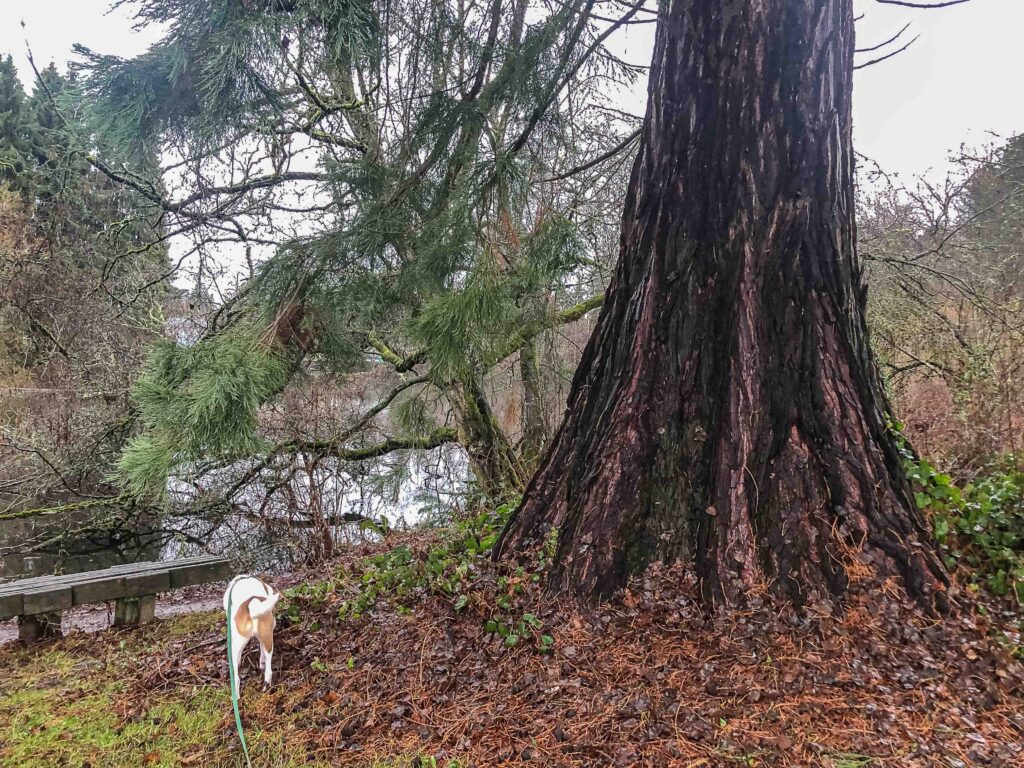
[933,468,1024,602]
[336,503,514,619]
[483,610,547,649]
[894,423,1024,603]
[541,526,559,566]
[330,501,555,651]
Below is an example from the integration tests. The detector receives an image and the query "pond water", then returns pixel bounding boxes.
[0,509,163,579]
[0,445,469,582]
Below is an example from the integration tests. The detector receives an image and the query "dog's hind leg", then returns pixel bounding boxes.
[257,614,275,687]
[264,648,273,686]
[230,631,246,698]
[259,642,273,687]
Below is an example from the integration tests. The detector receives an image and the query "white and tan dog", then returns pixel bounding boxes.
[223,575,281,696]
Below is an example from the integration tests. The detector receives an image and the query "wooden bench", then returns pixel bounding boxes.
[0,555,231,642]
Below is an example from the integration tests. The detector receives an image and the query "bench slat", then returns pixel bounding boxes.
[0,556,231,620]
[0,561,150,594]
[122,570,171,599]
[0,556,225,595]
[22,585,73,615]
[0,593,22,618]
[71,561,227,603]
[167,559,232,588]
[72,575,128,606]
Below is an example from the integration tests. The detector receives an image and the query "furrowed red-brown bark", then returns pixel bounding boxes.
[495,0,949,610]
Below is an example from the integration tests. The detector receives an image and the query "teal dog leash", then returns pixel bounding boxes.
[226,578,253,767]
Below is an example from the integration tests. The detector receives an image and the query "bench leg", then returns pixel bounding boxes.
[113,594,156,627]
[18,612,63,642]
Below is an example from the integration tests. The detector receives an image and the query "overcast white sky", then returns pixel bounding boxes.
[0,0,1018,181]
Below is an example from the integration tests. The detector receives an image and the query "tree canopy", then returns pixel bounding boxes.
[0,56,170,511]
[72,0,644,506]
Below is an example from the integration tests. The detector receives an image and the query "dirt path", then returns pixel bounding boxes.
[0,581,227,644]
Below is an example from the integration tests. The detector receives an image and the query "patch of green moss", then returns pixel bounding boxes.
[0,608,432,768]
[167,609,221,637]
[0,612,295,768]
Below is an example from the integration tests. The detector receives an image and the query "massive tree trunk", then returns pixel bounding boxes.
[495,0,949,610]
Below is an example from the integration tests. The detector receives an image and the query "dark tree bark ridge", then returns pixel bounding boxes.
[496,0,948,609]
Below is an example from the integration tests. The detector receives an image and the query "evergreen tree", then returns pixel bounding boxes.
[74,0,641,504]
[496,0,950,610]
[0,62,171,509]
[0,56,29,195]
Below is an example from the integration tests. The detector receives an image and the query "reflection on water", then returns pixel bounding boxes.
[166,444,470,572]
[1,445,470,581]
[0,509,162,580]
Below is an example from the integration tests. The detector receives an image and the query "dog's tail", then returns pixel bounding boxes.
[247,591,280,619]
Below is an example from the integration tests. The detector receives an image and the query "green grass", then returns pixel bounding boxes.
[0,611,460,768]
[2,683,226,767]
[0,614,302,768]
[827,753,875,768]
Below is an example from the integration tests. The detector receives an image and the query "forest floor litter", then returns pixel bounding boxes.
[1,531,1022,767]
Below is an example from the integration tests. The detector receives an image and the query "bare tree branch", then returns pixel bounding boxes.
[854,35,920,70]
[856,22,912,53]
[875,0,971,8]
[542,129,642,182]
[291,428,459,462]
